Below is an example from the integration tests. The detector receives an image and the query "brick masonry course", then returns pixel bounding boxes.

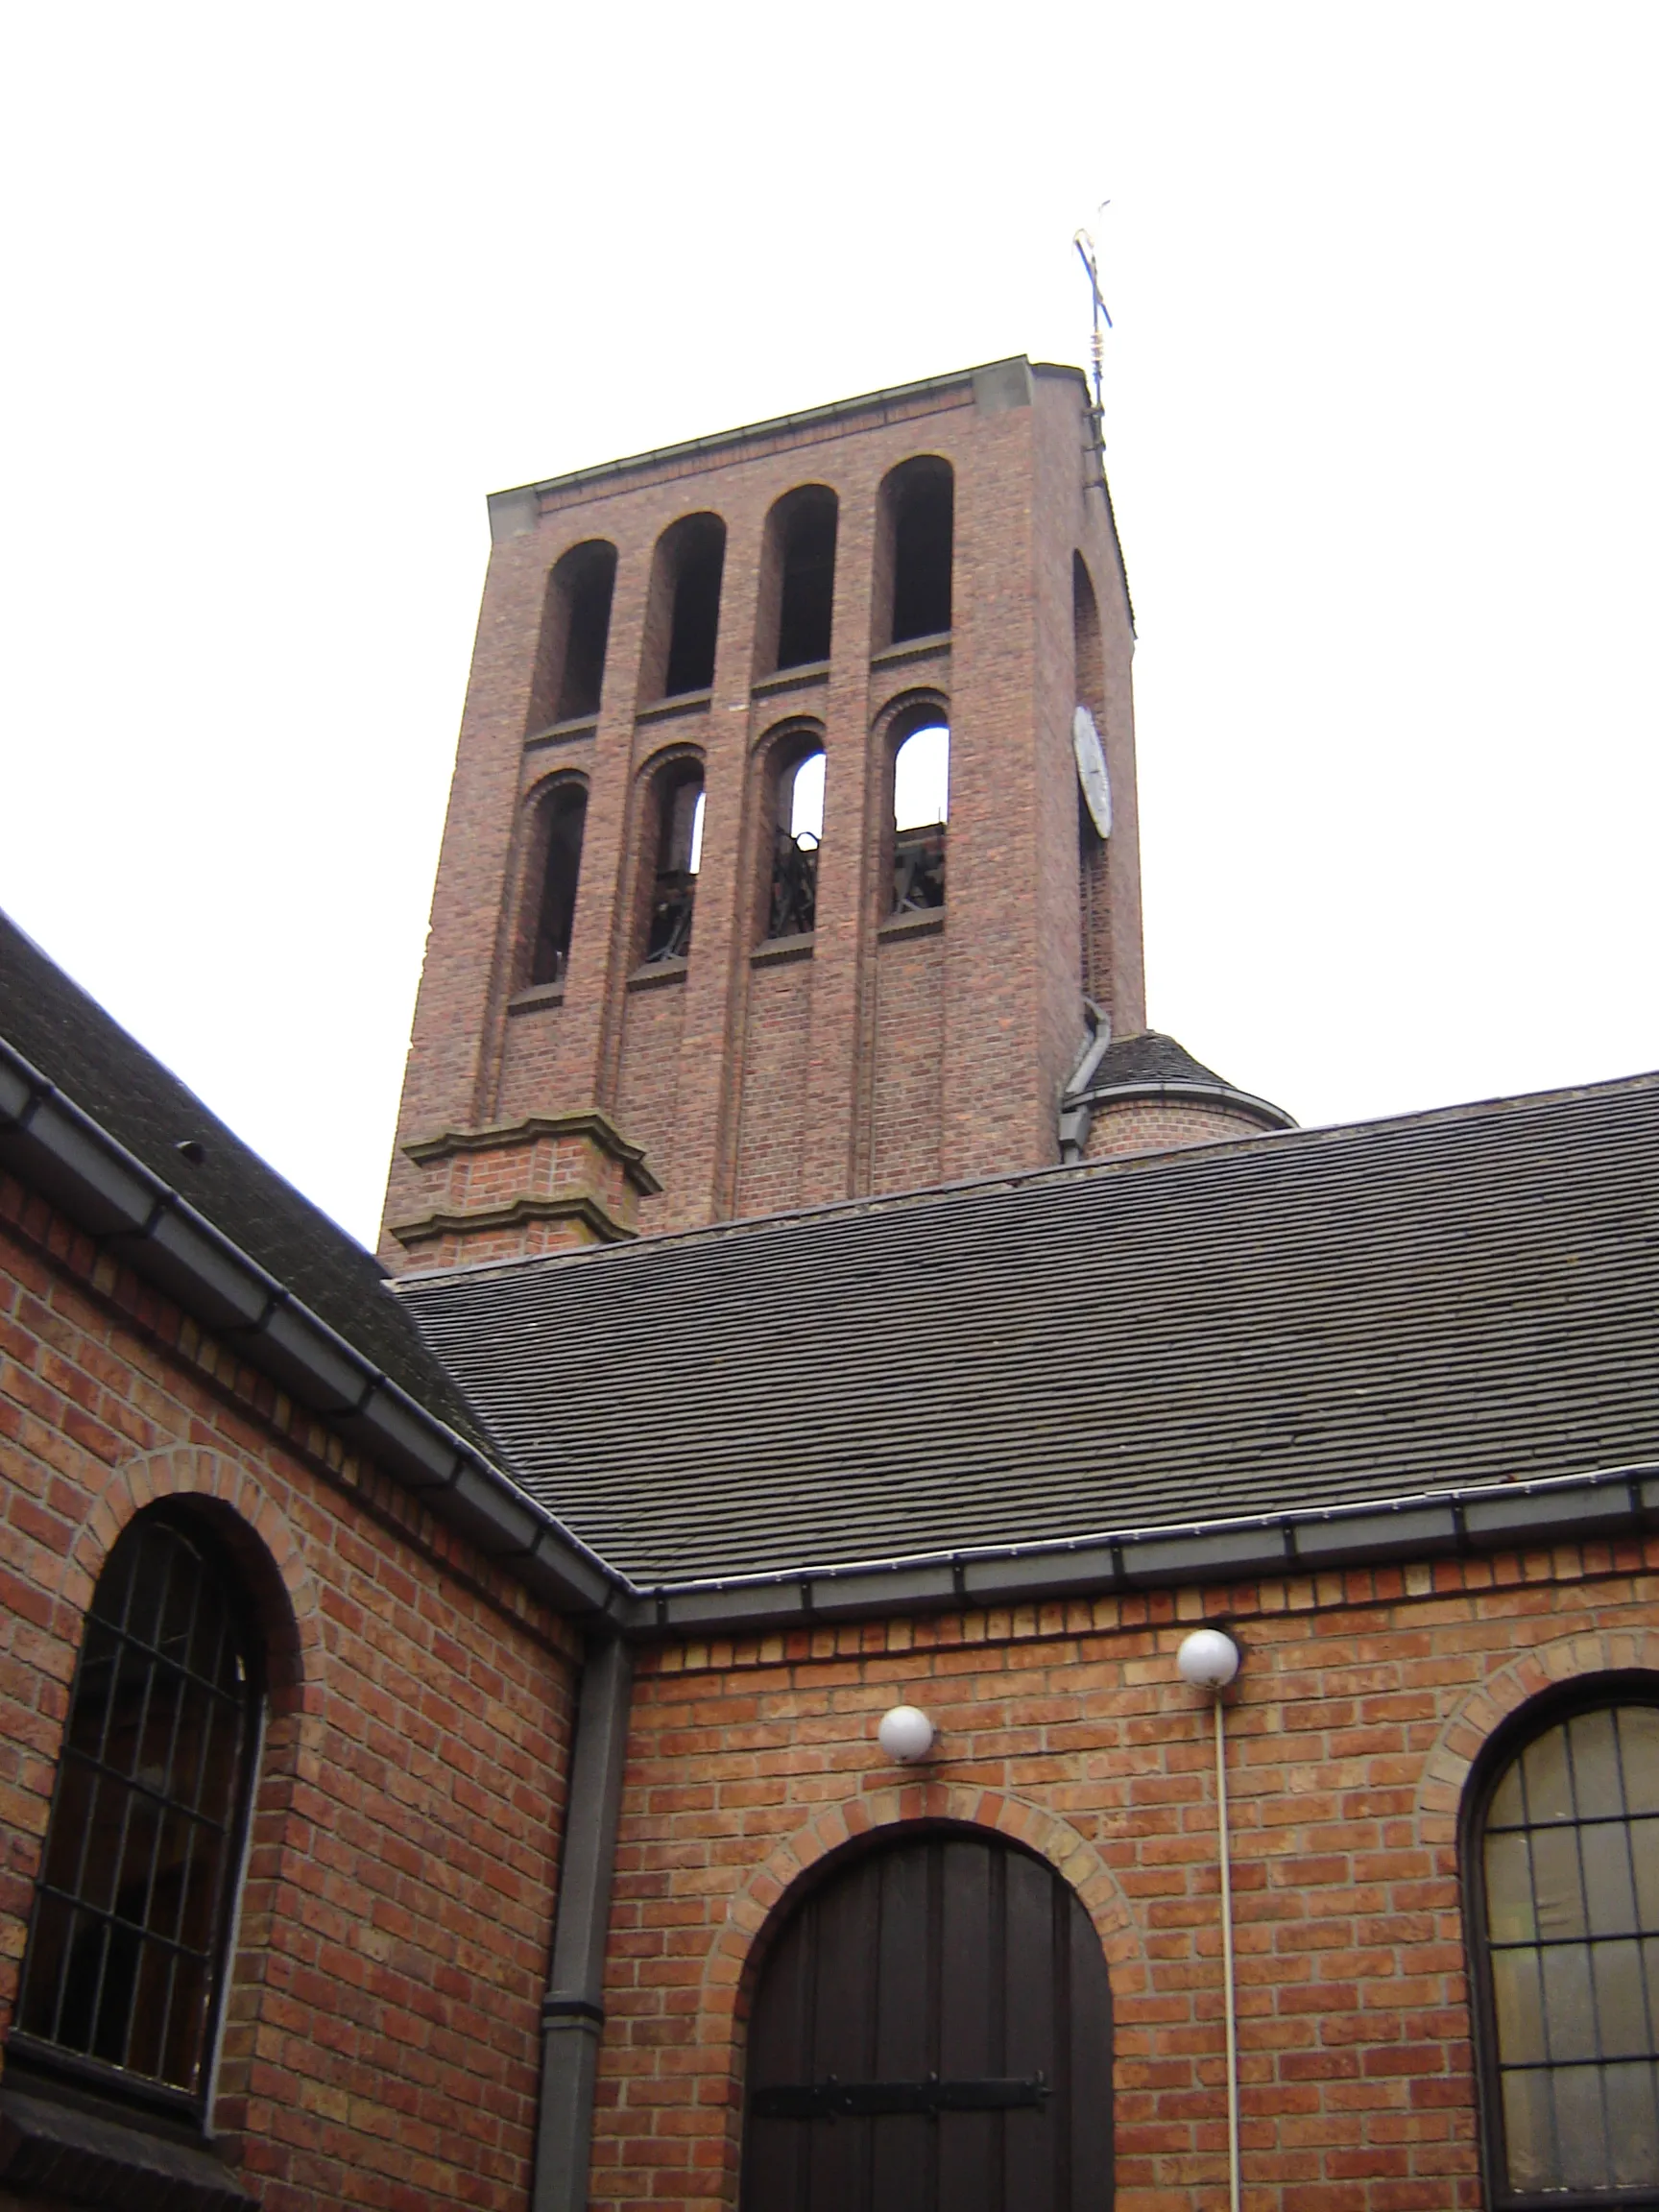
[380,363,1147,1266]
[590,1549,1659,2212]
[0,1170,577,2212]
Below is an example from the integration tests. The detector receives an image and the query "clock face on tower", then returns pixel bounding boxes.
[1072,705,1113,838]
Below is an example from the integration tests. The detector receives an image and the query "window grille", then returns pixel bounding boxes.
[1471,1694,1659,2203]
[13,1513,259,2110]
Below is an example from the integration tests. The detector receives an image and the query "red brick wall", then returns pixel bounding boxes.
[869,926,945,1196]
[0,1174,577,2210]
[592,1543,1659,2211]
[733,955,814,1221]
[1083,1098,1283,1160]
[381,365,1147,1261]
[496,996,568,1122]
[615,974,688,1236]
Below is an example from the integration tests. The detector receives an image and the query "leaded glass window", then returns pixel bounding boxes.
[1472,1694,1659,2203]
[12,1512,259,2111]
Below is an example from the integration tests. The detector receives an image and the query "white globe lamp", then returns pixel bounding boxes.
[877,1704,935,1764]
[1176,1627,1241,1692]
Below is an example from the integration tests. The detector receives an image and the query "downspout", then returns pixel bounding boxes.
[533,1634,633,2212]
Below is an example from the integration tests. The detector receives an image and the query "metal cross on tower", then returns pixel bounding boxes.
[1073,213,1112,444]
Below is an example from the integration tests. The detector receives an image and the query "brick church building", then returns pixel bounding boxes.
[2,358,1657,2212]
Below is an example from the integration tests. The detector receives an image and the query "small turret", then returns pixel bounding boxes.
[1060,1029,1293,1163]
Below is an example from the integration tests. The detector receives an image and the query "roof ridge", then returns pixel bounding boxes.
[391,1063,1659,1290]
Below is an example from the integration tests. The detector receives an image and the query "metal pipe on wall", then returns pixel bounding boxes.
[1214,1695,1241,2212]
[533,1635,633,2212]
[1177,1627,1243,2212]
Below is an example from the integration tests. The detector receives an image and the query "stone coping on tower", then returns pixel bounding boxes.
[486,356,1090,536]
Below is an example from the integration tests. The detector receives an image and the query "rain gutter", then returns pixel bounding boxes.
[0,1037,627,1623]
[621,1463,1659,1634]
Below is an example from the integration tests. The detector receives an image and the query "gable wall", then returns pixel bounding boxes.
[594,1545,1659,2211]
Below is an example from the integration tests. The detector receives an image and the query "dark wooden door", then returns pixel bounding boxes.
[740,1828,1113,2212]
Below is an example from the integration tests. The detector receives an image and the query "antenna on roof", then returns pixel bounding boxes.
[1073,208,1112,447]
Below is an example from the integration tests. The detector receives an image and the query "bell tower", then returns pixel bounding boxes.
[380,357,1171,1272]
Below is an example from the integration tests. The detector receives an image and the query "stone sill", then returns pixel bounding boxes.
[627,958,688,991]
[752,661,830,701]
[637,690,712,727]
[870,632,951,673]
[751,934,814,967]
[0,2077,252,2212]
[524,714,598,750]
[508,983,565,1015]
[878,909,945,942]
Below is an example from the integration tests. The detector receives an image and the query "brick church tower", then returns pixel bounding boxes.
[380,357,1286,1271]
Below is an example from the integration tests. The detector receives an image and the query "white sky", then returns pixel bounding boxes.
[3,3,1656,1245]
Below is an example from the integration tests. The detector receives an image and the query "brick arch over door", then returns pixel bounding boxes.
[741,1820,1113,2212]
[684,1785,1148,2205]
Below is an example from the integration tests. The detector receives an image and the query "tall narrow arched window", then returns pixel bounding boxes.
[766,746,824,940]
[526,781,588,988]
[643,762,706,963]
[880,457,954,646]
[766,487,838,672]
[12,1511,260,2114]
[1467,1687,1659,2203]
[642,515,727,701]
[891,717,949,913]
[527,540,617,733]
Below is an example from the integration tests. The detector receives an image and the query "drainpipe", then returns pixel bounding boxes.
[1177,1629,1243,2212]
[533,1634,633,2212]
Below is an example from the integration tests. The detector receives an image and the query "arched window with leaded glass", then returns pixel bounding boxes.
[12,1510,261,2120]
[1466,1684,1659,2205]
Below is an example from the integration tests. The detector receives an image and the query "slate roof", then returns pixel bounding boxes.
[1063,1028,1294,1129]
[397,1074,1659,1587]
[0,913,489,1451]
[1076,1030,1236,1093]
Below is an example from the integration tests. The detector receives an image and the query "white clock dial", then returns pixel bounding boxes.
[1072,705,1112,837]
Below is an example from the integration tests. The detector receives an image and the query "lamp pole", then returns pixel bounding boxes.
[1178,1629,1243,2212]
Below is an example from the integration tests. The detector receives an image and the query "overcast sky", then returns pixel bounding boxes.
[4,4,1655,1245]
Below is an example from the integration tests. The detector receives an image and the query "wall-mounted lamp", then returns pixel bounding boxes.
[1176,1626,1241,1692]
[1177,1627,1243,2212]
[877,1704,935,1764]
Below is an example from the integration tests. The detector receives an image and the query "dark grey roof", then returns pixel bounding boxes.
[397,1075,1659,1588]
[0,912,488,1450]
[1083,1030,1233,1091]
[1064,1029,1294,1129]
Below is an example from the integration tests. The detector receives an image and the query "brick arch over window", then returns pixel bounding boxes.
[527,538,618,733]
[12,1448,325,2134]
[878,689,950,917]
[515,769,589,992]
[756,485,839,678]
[876,455,953,648]
[1415,1629,1659,1847]
[630,743,708,968]
[69,1446,323,1736]
[751,716,826,944]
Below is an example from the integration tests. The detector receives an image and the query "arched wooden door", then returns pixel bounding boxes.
[740,1827,1113,2212]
